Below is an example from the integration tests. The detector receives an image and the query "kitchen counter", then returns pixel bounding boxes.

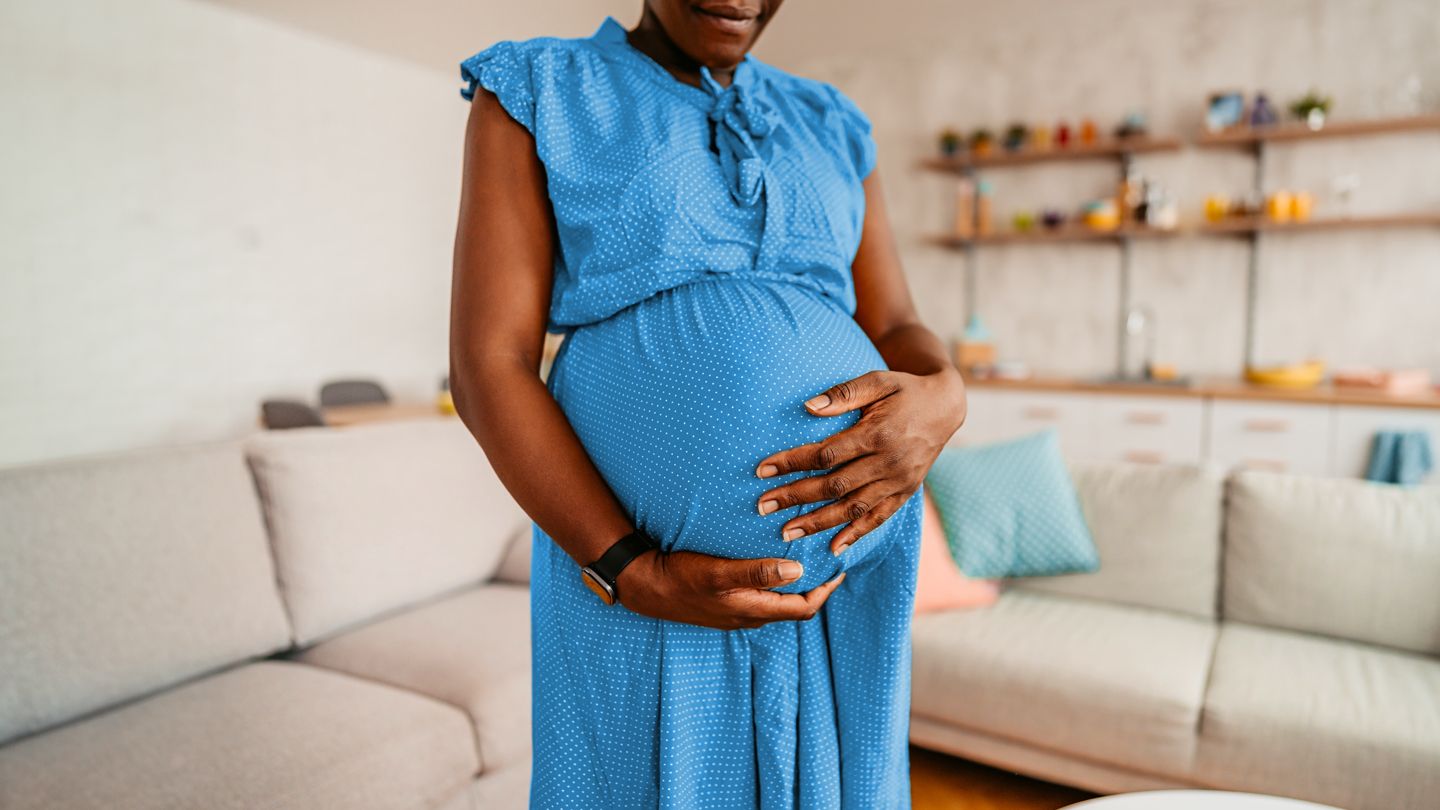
[964,374,1440,411]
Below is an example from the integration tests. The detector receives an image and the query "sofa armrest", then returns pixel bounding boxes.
[490,525,532,585]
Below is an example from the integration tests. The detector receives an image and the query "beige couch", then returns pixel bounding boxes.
[3,420,1438,810]
[910,462,1440,810]
[0,420,536,810]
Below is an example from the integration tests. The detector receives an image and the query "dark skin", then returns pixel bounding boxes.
[450,0,966,631]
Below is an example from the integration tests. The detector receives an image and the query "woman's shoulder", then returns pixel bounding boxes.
[753,62,877,178]
[459,31,608,102]
[753,62,865,121]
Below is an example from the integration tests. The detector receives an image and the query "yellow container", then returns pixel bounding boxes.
[1266,190,1293,222]
[1085,200,1119,231]
[1204,195,1230,222]
[1290,191,1314,222]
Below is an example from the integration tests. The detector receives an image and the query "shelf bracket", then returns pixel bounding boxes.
[1243,142,1267,369]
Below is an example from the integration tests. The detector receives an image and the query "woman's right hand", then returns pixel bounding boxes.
[616,550,845,631]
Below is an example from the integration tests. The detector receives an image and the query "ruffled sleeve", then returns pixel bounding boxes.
[459,40,537,135]
[823,82,878,181]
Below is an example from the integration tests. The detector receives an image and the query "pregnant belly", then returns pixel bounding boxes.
[546,275,907,594]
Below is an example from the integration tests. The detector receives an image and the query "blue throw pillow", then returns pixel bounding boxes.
[923,428,1099,579]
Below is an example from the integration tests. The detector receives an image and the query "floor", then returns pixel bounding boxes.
[911,746,1095,810]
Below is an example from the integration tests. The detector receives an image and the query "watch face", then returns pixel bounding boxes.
[580,567,616,605]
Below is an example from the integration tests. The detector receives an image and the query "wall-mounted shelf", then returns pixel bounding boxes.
[1196,212,1440,236]
[927,226,1178,248]
[918,112,1440,375]
[919,136,1181,171]
[925,213,1440,247]
[1194,114,1440,148]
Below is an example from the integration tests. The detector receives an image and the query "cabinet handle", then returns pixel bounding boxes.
[1244,458,1288,472]
[1021,407,1060,420]
[1242,419,1291,433]
[1123,450,1164,464]
[1125,411,1166,425]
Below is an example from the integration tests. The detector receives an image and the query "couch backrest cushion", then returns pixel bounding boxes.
[0,441,292,746]
[245,419,530,645]
[1014,462,1224,619]
[1224,471,1440,654]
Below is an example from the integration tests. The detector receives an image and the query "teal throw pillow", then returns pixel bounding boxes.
[923,428,1099,579]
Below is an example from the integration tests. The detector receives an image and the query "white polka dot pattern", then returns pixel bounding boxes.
[460,14,919,810]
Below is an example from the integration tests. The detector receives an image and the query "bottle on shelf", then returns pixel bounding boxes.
[1117,164,1142,224]
[953,176,976,239]
[975,180,994,236]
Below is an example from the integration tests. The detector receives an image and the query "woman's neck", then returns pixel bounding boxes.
[627,11,737,90]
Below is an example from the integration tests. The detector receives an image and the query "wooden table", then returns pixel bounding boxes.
[321,402,457,427]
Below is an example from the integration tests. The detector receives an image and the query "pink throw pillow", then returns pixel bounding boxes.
[913,488,1001,614]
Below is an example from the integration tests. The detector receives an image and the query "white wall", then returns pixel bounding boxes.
[786,0,1440,378]
[4,0,1438,467]
[0,0,468,467]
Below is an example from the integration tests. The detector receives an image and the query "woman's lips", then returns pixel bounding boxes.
[692,5,759,35]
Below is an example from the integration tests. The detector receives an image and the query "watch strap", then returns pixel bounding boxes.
[586,529,658,598]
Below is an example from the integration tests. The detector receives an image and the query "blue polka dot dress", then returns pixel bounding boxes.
[460,15,923,809]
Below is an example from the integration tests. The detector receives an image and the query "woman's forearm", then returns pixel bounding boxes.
[872,321,959,379]
[451,350,636,568]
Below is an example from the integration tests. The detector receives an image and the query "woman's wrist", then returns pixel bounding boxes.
[615,547,665,607]
[919,365,968,432]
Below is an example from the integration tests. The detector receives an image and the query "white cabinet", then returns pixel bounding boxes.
[1330,406,1440,482]
[951,387,1019,447]
[960,384,1436,480]
[953,389,1096,460]
[1205,400,1333,476]
[1089,395,1206,466]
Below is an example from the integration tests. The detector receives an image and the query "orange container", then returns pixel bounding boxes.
[1266,190,1293,222]
[1290,191,1314,222]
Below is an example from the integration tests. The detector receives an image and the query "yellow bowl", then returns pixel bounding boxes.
[1244,360,1326,389]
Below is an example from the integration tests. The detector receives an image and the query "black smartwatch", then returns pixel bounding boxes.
[580,529,659,606]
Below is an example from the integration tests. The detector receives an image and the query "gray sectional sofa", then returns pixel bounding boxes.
[0,420,537,810]
[911,462,1440,810]
[2,419,1437,809]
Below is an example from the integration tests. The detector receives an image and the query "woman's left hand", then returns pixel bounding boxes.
[754,368,967,554]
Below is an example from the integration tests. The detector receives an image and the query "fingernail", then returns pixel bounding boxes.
[756,464,778,478]
[829,571,847,585]
[833,541,852,556]
[805,394,831,410]
[783,527,805,541]
[779,561,803,580]
[758,499,778,516]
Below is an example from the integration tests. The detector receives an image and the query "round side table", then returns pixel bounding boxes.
[1062,791,1344,810]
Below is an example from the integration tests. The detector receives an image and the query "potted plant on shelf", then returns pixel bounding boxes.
[1289,90,1333,131]
[1002,122,1029,152]
[969,127,995,157]
[938,127,963,158]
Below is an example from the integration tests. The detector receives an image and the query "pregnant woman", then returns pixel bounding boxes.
[450,2,966,807]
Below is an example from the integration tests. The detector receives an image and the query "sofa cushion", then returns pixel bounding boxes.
[911,590,1216,778]
[245,419,531,644]
[924,430,1099,578]
[295,583,531,773]
[1195,622,1440,810]
[0,661,477,810]
[0,441,291,746]
[1015,462,1224,619]
[1224,471,1440,655]
[913,487,1001,613]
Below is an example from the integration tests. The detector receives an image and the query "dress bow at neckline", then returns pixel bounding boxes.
[700,64,777,207]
